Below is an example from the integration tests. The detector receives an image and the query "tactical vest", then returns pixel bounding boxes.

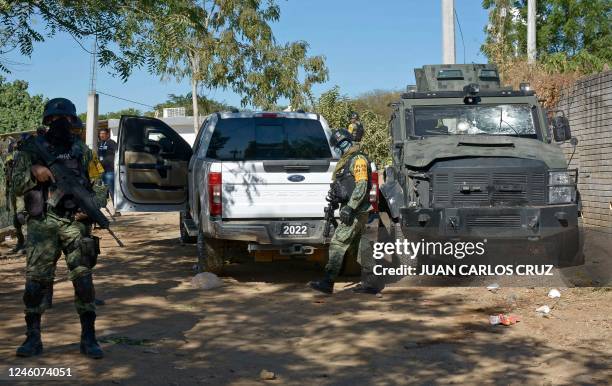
[333,151,372,204]
[24,136,89,217]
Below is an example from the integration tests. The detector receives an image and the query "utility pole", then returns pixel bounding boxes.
[442,0,456,64]
[86,37,99,148]
[527,0,537,63]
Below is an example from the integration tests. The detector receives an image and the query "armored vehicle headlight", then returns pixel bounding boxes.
[548,171,577,204]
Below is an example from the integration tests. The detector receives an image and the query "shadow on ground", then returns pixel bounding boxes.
[0,213,609,385]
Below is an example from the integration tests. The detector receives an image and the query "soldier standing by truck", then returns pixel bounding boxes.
[309,129,382,295]
[14,98,106,359]
[348,112,365,142]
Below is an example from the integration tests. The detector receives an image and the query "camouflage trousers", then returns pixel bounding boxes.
[24,211,95,315]
[325,211,374,279]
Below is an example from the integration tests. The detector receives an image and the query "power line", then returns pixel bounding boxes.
[96,90,156,109]
[454,8,466,64]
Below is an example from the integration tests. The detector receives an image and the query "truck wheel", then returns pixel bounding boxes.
[179,212,197,244]
[197,227,225,274]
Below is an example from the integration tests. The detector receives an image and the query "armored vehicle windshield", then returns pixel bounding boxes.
[413,104,537,138]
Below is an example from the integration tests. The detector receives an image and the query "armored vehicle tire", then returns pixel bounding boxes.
[179,211,197,244]
[197,228,225,274]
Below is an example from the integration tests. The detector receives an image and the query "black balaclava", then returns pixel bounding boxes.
[46,117,73,150]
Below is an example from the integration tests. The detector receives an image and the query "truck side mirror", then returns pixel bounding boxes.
[552,116,571,142]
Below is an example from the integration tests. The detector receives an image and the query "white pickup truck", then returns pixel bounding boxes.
[113,111,378,273]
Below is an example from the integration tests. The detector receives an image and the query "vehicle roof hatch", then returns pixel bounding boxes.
[414,64,504,92]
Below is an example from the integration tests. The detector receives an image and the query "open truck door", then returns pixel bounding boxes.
[114,115,192,212]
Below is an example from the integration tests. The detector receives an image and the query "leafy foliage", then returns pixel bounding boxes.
[352,89,402,120]
[315,87,392,168]
[0,1,152,78]
[0,1,328,128]
[0,76,46,133]
[144,0,328,130]
[482,0,611,74]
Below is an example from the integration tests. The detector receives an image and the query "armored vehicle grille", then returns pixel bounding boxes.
[466,214,522,228]
[431,162,547,208]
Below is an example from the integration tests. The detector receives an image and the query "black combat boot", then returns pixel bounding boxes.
[308,274,335,294]
[16,313,43,357]
[79,312,104,359]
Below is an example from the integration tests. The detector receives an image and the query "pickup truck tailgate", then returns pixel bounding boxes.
[221,160,334,219]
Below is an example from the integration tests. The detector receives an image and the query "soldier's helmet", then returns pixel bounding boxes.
[329,128,353,148]
[42,98,77,124]
[350,112,359,120]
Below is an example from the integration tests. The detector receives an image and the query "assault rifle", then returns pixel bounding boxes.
[323,184,339,238]
[32,139,124,247]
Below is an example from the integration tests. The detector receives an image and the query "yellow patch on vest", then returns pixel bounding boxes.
[353,158,368,182]
[348,123,356,134]
[88,152,106,179]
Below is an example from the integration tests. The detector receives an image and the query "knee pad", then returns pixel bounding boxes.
[73,274,95,303]
[23,280,45,308]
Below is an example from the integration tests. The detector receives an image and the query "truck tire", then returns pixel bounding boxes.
[197,227,225,274]
[179,212,197,244]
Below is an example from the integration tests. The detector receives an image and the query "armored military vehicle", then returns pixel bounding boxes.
[381,64,582,267]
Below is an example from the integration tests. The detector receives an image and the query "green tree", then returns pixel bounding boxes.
[315,87,391,168]
[0,76,46,133]
[0,1,157,78]
[482,0,611,73]
[352,89,401,119]
[146,0,328,132]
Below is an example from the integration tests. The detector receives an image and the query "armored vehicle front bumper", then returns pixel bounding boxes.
[400,204,582,267]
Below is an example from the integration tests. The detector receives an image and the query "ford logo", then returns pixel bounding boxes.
[288,175,305,182]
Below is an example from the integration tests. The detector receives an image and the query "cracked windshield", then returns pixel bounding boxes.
[414,104,536,137]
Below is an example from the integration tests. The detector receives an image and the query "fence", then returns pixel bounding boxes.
[558,70,612,232]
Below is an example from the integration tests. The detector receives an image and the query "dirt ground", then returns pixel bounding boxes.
[0,212,610,385]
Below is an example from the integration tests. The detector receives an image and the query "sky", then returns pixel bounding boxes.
[4,0,490,115]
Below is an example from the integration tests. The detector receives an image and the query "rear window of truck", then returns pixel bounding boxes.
[206,118,332,160]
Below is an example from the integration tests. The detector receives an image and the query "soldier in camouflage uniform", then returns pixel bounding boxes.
[309,129,383,295]
[14,98,106,359]
[39,117,107,311]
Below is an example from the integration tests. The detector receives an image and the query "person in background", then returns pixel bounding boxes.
[97,128,117,202]
[348,112,365,142]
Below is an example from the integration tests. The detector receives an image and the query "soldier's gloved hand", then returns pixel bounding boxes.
[31,165,55,183]
[340,206,355,225]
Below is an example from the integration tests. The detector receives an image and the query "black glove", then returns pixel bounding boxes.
[339,206,355,225]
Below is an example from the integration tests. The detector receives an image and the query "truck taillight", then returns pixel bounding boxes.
[370,171,379,213]
[208,172,222,217]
